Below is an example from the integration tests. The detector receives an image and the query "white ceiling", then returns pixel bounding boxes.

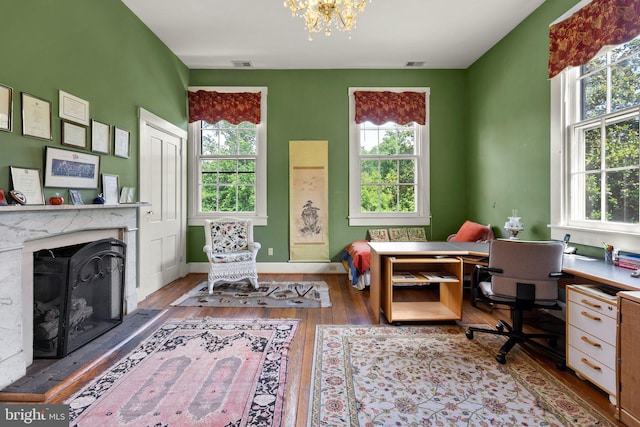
[121,0,546,69]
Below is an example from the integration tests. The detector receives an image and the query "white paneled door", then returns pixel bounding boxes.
[138,109,187,301]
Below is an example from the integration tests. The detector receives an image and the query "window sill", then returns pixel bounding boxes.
[549,224,640,252]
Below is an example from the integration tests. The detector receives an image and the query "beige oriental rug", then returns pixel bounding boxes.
[170,280,332,308]
[66,318,299,427]
[309,324,614,426]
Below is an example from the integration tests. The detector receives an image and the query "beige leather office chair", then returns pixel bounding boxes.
[203,217,261,294]
[466,239,566,366]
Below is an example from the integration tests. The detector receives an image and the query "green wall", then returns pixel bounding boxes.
[466,0,580,241]
[188,69,469,262]
[0,0,188,203]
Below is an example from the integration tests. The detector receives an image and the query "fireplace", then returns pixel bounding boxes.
[33,239,126,358]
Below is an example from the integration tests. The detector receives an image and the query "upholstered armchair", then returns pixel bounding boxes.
[203,217,261,294]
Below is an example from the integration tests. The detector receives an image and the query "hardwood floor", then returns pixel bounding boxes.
[5,273,624,426]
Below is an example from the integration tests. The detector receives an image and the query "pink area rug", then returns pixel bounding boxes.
[310,324,614,426]
[66,318,298,426]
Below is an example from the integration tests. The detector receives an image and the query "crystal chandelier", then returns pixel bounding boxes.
[284,0,371,41]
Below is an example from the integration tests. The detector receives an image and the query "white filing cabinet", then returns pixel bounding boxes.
[566,284,618,403]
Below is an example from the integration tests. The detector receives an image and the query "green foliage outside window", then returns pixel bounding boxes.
[199,120,257,213]
[359,123,418,213]
[578,37,640,224]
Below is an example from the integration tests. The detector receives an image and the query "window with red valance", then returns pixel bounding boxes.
[188,90,262,124]
[354,91,426,125]
[549,0,640,78]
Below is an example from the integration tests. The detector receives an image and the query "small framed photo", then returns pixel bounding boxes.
[10,166,45,205]
[59,90,89,126]
[114,127,130,158]
[119,186,136,204]
[0,83,12,132]
[21,93,52,140]
[91,119,110,154]
[61,119,88,149]
[69,189,84,205]
[101,173,119,205]
[44,146,100,189]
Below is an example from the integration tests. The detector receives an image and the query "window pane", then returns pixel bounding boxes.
[607,169,639,223]
[379,185,398,211]
[361,128,379,154]
[611,57,640,113]
[218,160,237,184]
[361,160,379,184]
[398,185,416,212]
[379,132,397,155]
[585,173,601,220]
[581,70,606,119]
[398,159,416,183]
[238,159,256,184]
[605,118,639,168]
[379,159,397,183]
[201,129,218,155]
[238,185,256,212]
[360,184,378,212]
[201,185,217,212]
[611,38,640,63]
[397,128,416,155]
[584,127,601,171]
[582,54,606,74]
[218,186,237,211]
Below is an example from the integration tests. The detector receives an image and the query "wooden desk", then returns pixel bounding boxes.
[368,241,490,323]
[368,242,640,324]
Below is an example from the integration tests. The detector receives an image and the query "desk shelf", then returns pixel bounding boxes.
[383,257,463,323]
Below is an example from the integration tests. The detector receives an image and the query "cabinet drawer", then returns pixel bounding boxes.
[567,346,616,396]
[568,287,617,320]
[567,326,615,368]
[567,301,617,346]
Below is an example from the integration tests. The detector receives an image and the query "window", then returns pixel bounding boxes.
[348,88,430,226]
[551,37,640,247]
[188,87,267,226]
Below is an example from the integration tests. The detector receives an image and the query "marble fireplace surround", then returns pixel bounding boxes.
[0,204,141,390]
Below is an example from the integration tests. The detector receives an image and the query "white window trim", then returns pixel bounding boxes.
[187,86,268,226]
[550,72,640,250]
[347,87,430,227]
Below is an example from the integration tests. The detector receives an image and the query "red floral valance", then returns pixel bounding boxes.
[354,91,426,125]
[549,0,640,78]
[188,90,261,124]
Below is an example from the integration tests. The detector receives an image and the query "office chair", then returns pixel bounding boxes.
[466,239,567,366]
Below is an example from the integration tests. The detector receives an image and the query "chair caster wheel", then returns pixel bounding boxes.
[495,323,504,332]
[495,354,507,364]
[556,360,567,370]
[466,330,474,339]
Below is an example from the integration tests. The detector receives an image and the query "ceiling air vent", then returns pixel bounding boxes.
[231,60,253,68]
[405,61,425,67]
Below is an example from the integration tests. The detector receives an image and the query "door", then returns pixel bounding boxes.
[138,109,187,301]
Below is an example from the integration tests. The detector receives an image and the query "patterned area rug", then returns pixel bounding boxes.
[171,281,332,308]
[310,325,614,426]
[66,318,299,427]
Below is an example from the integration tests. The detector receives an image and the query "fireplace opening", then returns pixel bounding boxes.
[33,238,126,359]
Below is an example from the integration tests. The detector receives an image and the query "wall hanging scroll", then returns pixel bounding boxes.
[289,140,329,262]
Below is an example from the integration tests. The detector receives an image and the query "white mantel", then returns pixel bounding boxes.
[0,204,143,390]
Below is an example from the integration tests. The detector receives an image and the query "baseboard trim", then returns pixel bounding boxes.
[189,261,347,274]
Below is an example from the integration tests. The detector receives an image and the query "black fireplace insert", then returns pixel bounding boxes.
[33,238,126,358]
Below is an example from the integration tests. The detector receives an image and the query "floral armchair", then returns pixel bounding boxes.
[203,217,261,294]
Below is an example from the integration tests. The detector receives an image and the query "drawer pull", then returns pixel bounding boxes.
[580,298,602,309]
[581,336,602,348]
[580,311,602,322]
[581,357,602,371]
